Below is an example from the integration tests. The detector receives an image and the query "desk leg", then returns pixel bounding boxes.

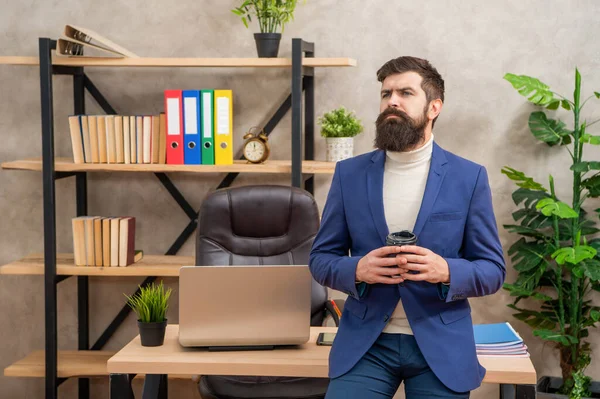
[110,373,134,399]
[142,374,168,399]
[499,384,536,399]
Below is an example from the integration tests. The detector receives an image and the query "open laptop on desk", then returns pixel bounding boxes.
[178,265,312,350]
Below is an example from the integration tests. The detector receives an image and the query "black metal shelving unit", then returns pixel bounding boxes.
[37,37,317,399]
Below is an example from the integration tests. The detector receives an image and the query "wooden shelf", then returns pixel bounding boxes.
[0,56,357,68]
[4,350,191,379]
[5,350,113,378]
[0,253,193,277]
[1,158,336,174]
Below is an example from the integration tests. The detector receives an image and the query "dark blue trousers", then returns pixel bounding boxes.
[326,333,471,398]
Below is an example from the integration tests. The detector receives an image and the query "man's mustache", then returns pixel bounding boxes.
[377,108,410,124]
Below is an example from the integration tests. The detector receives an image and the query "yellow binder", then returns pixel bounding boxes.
[214,90,233,165]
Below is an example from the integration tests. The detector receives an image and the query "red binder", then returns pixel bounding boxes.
[164,90,184,164]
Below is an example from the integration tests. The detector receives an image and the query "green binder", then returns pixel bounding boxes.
[200,89,215,165]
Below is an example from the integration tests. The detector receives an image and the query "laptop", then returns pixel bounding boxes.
[178,265,312,349]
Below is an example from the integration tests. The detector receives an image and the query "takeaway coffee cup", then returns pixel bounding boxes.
[386,230,417,282]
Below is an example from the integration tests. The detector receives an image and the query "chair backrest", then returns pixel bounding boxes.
[196,185,327,326]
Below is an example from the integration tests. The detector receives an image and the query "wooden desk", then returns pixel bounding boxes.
[107,325,537,399]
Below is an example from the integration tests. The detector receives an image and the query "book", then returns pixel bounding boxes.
[473,322,523,347]
[473,322,530,358]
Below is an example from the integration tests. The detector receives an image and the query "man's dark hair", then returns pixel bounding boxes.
[377,56,445,127]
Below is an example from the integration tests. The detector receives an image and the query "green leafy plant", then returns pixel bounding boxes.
[231,0,305,33]
[125,281,172,323]
[318,106,364,138]
[503,70,600,398]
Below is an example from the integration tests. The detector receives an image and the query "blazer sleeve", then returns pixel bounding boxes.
[441,166,506,303]
[309,162,362,299]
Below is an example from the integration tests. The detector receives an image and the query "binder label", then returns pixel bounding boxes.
[167,98,180,136]
[184,97,198,134]
[217,97,230,135]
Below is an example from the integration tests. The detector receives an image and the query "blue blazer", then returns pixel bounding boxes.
[309,142,506,393]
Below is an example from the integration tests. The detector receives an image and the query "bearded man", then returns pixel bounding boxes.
[309,56,506,398]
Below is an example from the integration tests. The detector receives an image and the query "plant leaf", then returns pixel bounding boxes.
[528,112,572,146]
[511,188,551,207]
[546,100,560,110]
[503,224,551,239]
[595,92,600,99]
[562,100,572,110]
[533,329,578,345]
[501,166,547,191]
[536,198,579,219]
[507,237,552,273]
[551,245,597,265]
[582,175,600,197]
[506,304,556,329]
[580,134,600,145]
[504,73,555,105]
[580,258,600,281]
[571,162,600,173]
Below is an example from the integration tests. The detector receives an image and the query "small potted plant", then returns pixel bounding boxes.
[318,106,363,162]
[125,281,172,347]
[231,0,305,58]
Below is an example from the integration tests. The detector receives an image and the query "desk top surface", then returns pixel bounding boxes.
[107,325,537,384]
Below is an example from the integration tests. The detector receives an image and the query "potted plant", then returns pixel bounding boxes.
[318,106,363,162]
[125,281,173,347]
[502,69,600,398]
[231,0,305,58]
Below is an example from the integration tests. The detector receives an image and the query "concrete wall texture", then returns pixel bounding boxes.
[1,0,600,397]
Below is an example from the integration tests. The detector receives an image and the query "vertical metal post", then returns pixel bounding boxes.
[39,37,58,399]
[74,70,90,399]
[304,45,315,195]
[291,39,303,188]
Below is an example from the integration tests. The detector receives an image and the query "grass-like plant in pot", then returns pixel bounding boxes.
[231,0,305,58]
[125,281,172,347]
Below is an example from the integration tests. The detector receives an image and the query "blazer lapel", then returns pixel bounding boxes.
[412,141,449,238]
[366,150,389,245]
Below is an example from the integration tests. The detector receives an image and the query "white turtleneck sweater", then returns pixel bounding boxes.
[381,133,434,335]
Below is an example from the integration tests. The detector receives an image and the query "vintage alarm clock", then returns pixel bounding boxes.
[242,126,270,164]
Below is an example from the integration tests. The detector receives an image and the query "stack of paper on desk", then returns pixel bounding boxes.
[473,322,530,358]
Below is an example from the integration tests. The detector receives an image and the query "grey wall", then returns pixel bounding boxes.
[2,0,600,397]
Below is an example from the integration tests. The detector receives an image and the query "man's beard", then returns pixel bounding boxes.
[374,107,428,152]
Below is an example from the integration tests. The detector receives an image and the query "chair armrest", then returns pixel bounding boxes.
[324,299,345,327]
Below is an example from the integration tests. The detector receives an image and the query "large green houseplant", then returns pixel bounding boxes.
[502,69,600,398]
[231,0,305,58]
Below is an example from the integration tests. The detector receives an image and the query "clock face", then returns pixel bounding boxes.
[244,140,266,162]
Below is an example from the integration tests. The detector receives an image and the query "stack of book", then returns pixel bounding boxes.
[473,322,529,358]
[72,216,141,267]
[68,114,166,165]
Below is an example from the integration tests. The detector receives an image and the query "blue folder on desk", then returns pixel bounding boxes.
[473,322,523,346]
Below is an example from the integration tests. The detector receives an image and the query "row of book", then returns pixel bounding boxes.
[474,322,529,358]
[164,89,233,165]
[68,114,166,164]
[72,216,141,267]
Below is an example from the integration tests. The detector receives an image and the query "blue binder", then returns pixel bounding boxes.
[182,90,202,164]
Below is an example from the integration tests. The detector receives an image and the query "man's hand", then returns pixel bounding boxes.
[356,246,409,284]
[396,245,450,284]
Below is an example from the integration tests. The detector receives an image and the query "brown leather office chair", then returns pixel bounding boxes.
[195,185,342,399]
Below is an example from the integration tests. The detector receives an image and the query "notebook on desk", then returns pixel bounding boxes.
[178,265,312,349]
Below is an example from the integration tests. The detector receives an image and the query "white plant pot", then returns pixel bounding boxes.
[326,137,354,162]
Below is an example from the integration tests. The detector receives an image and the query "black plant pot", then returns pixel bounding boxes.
[254,33,281,58]
[537,376,600,398]
[138,319,167,347]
